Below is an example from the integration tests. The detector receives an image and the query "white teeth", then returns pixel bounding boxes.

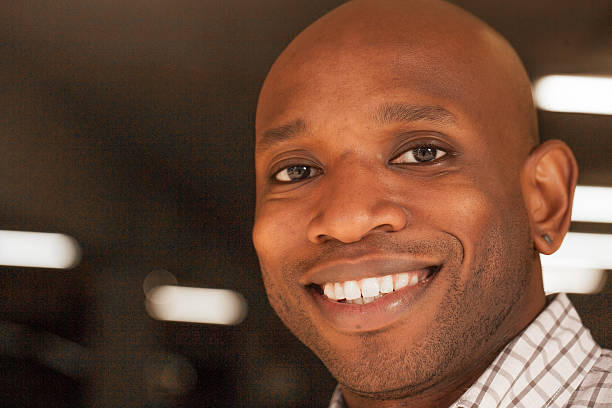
[395,272,410,290]
[324,283,336,299]
[360,277,380,298]
[321,269,434,304]
[344,280,361,300]
[352,297,364,304]
[408,273,419,286]
[380,275,394,293]
[334,282,345,300]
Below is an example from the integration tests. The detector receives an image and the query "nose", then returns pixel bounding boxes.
[306,164,408,244]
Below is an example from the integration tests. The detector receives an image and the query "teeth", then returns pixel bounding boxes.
[321,269,435,304]
[360,277,380,297]
[380,275,393,293]
[343,280,361,300]
[395,273,410,290]
[408,273,419,286]
[334,282,345,300]
[324,283,336,299]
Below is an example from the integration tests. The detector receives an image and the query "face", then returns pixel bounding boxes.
[253,7,542,399]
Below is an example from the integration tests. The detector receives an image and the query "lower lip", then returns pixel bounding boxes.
[309,272,438,333]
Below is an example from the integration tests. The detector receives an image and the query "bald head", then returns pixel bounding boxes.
[257,0,538,150]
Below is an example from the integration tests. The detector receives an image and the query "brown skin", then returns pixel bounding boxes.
[253,1,578,407]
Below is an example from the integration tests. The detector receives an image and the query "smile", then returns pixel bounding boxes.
[302,256,445,332]
[318,267,438,305]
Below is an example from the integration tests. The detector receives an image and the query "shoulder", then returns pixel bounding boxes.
[566,348,612,407]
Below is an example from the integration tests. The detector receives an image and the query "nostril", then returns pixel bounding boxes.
[374,224,396,233]
[314,233,331,244]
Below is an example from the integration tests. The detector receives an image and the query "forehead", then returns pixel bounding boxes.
[256,39,483,135]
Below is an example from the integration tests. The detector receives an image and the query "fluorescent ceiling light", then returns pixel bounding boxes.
[540,232,612,270]
[0,230,81,269]
[572,185,612,223]
[146,285,248,325]
[533,75,612,115]
[542,267,607,295]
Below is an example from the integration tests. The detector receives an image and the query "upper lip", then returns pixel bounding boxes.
[299,255,443,286]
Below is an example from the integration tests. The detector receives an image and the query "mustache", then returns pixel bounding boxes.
[284,234,461,275]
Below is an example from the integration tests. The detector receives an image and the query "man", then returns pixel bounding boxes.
[252,0,611,406]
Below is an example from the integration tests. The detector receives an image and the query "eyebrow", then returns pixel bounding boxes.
[256,103,456,153]
[373,103,456,125]
[256,118,307,153]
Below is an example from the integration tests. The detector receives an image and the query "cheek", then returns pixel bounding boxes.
[258,263,293,324]
[428,180,531,289]
[415,181,514,277]
[253,206,321,346]
[448,189,497,233]
[252,198,314,318]
[413,181,498,238]
[253,211,302,327]
[253,200,307,265]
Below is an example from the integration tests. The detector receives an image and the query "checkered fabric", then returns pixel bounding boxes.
[329,293,611,407]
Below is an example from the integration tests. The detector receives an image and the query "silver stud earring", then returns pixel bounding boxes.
[542,234,553,245]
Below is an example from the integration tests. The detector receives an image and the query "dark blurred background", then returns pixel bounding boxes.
[0,0,610,407]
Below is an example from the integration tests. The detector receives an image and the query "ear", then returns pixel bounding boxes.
[520,140,578,255]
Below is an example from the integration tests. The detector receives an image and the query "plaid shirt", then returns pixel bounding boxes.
[329,293,611,407]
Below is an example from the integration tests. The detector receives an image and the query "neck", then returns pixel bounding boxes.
[340,355,494,408]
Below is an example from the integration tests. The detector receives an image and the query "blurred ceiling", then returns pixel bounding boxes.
[0,0,610,407]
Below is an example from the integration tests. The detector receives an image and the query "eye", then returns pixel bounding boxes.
[274,165,321,182]
[390,146,447,164]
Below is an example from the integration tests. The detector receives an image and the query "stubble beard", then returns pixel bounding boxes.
[261,218,537,402]
[324,224,535,401]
